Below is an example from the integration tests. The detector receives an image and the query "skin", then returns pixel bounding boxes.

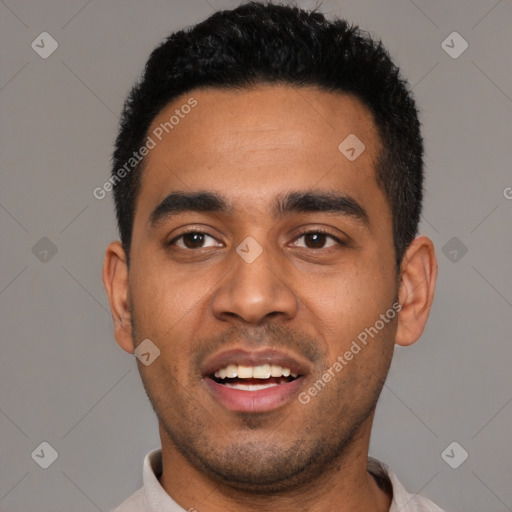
[103,85,437,512]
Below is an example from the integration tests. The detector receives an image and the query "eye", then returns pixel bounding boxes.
[168,228,345,251]
[292,229,343,250]
[169,231,221,250]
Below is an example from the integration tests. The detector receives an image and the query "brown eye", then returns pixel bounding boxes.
[293,231,340,250]
[182,233,206,249]
[169,231,220,250]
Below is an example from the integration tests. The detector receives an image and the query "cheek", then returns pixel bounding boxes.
[304,264,390,342]
[128,259,198,338]
[128,255,223,361]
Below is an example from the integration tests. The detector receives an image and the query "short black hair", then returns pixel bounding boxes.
[112,1,423,271]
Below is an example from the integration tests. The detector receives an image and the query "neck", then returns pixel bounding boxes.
[157,416,392,512]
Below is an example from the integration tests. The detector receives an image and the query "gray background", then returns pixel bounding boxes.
[1,0,511,511]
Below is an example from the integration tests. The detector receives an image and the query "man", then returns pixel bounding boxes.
[103,2,442,511]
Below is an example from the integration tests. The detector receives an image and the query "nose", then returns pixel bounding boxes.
[211,240,299,325]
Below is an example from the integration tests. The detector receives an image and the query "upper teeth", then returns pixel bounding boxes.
[214,364,298,379]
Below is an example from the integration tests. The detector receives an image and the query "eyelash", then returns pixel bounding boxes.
[168,227,345,251]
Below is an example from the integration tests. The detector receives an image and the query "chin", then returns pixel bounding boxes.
[180,435,344,495]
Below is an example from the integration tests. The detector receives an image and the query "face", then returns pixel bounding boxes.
[122,85,401,490]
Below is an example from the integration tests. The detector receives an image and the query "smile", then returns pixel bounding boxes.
[202,350,309,413]
[213,363,299,390]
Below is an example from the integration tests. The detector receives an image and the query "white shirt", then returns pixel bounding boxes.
[112,449,446,512]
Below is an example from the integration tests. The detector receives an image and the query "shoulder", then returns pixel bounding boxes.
[109,487,145,512]
[368,457,447,512]
[109,448,161,512]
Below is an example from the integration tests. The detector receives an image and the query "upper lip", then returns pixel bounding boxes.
[201,348,311,377]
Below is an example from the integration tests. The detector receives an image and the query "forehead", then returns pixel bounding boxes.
[137,85,385,221]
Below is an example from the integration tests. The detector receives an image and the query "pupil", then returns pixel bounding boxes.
[306,233,325,248]
[184,233,204,248]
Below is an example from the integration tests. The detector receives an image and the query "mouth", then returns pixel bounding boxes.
[201,349,308,413]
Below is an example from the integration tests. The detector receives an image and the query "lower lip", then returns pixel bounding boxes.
[203,377,305,413]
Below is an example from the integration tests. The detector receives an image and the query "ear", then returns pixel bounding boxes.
[102,241,135,353]
[395,235,438,347]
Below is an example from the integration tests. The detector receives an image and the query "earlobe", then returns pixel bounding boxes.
[395,236,438,347]
[102,241,135,354]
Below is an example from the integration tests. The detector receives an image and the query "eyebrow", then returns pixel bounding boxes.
[149,190,369,227]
